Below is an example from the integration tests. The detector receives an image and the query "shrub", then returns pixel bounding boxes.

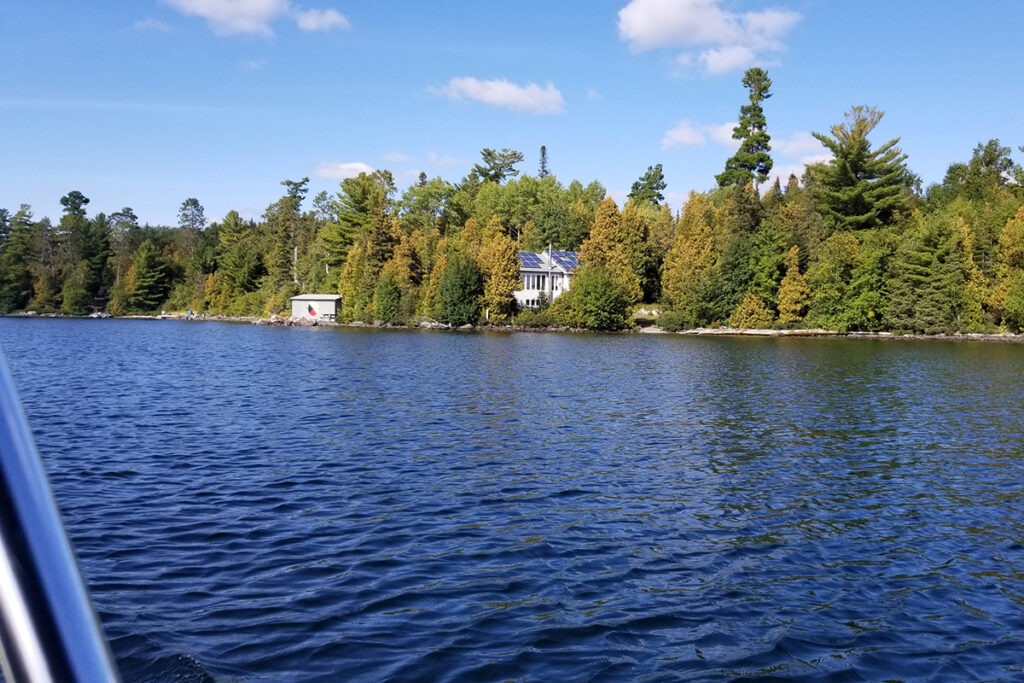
[559,265,633,331]
[436,252,483,325]
[729,291,774,328]
[515,308,557,328]
[657,308,696,332]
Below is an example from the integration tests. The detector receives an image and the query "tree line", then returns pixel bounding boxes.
[2,68,1023,332]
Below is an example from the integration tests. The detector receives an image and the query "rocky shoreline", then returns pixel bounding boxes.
[5,310,1024,343]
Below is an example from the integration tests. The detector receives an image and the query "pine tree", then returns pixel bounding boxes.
[218,211,263,295]
[807,106,913,231]
[538,145,549,178]
[629,164,666,205]
[127,240,168,311]
[777,246,810,324]
[717,68,773,187]
[0,206,34,312]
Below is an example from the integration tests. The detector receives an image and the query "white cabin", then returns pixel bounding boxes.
[515,249,579,309]
[290,294,341,321]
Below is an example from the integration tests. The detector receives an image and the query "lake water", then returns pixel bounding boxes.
[1,318,1023,681]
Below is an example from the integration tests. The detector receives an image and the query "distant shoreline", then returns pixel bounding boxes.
[5,311,1024,344]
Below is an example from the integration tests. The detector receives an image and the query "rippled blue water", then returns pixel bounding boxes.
[2,318,1023,681]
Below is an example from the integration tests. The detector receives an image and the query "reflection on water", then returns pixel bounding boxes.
[2,319,1023,680]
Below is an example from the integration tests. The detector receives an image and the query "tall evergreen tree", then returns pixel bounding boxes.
[127,239,168,311]
[717,67,773,187]
[0,206,35,312]
[579,198,642,303]
[477,216,521,323]
[436,252,482,325]
[807,106,913,231]
[538,145,549,178]
[662,192,717,325]
[629,164,666,205]
[777,246,810,324]
[473,148,523,184]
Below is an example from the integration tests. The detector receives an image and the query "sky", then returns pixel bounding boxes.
[2,0,1022,227]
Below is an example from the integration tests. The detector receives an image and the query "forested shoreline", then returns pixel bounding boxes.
[3,69,1024,333]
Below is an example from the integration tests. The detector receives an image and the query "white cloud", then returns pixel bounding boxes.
[662,120,705,148]
[384,151,413,163]
[586,87,601,101]
[427,152,467,169]
[772,131,824,158]
[766,131,831,185]
[431,77,565,115]
[133,18,172,32]
[707,121,738,148]
[166,0,287,35]
[617,0,801,75]
[662,120,737,150]
[166,0,349,36]
[315,161,374,181]
[240,59,266,71]
[700,45,757,75]
[293,7,349,31]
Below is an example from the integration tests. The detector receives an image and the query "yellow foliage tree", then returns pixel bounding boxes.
[662,191,717,317]
[459,217,482,259]
[381,230,424,290]
[729,291,773,328]
[993,205,1024,330]
[578,197,641,303]
[777,245,810,324]
[418,237,452,318]
[338,242,372,322]
[478,222,521,324]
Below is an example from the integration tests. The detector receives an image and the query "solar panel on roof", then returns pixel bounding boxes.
[518,252,543,268]
[551,251,578,271]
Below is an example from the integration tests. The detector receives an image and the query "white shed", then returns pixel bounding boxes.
[290,294,342,321]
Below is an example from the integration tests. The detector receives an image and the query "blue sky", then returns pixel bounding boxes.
[2,1,1022,226]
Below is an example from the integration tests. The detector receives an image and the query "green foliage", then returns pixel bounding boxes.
[0,206,34,312]
[374,275,402,323]
[931,139,1020,204]
[1002,273,1024,332]
[717,68,773,187]
[558,264,632,331]
[60,261,91,314]
[0,129,1019,336]
[807,106,914,231]
[656,308,696,332]
[473,148,523,184]
[336,171,395,246]
[885,213,967,333]
[514,307,558,328]
[436,252,482,325]
[629,164,666,205]
[127,240,169,312]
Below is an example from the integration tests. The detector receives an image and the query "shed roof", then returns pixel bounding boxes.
[290,294,342,301]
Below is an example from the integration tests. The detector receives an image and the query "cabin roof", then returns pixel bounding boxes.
[290,294,342,301]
